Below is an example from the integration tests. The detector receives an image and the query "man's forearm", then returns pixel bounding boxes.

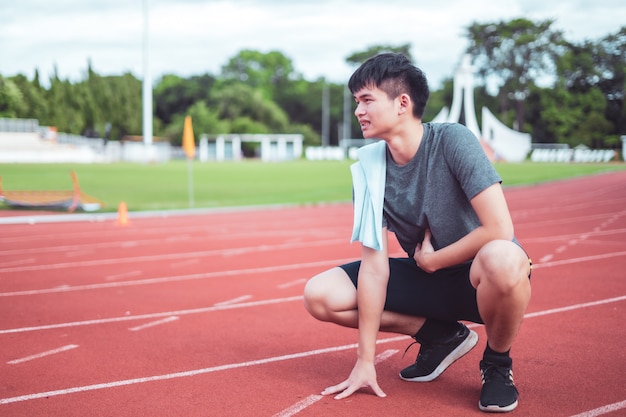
[356,269,388,361]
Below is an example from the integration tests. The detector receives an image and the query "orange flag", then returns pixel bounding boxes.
[182,115,196,159]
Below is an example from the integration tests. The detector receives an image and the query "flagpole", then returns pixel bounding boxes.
[187,157,194,208]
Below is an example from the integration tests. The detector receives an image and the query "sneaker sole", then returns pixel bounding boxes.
[399,329,479,382]
[478,399,518,413]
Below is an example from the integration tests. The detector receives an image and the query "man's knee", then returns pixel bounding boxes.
[303,275,326,319]
[472,240,530,293]
[303,268,355,321]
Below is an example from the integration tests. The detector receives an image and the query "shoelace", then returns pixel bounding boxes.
[402,341,418,359]
[402,341,436,363]
[481,363,516,387]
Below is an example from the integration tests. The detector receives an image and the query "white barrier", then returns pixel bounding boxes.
[305,146,346,161]
[531,148,616,163]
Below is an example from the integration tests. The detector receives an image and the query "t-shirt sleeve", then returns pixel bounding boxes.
[443,124,502,200]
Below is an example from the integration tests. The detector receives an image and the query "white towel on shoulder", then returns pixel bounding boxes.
[350,141,387,251]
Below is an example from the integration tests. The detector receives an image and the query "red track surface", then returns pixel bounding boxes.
[1,172,625,417]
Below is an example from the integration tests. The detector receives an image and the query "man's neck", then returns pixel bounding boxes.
[386,121,424,166]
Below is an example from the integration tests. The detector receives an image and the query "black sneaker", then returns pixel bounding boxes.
[479,359,519,413]
[399,323,478,382]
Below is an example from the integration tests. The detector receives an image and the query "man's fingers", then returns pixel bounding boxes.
[371,382,387,398]
[334,385,358,400]
[321,381,348,396]
[323,382,386,400]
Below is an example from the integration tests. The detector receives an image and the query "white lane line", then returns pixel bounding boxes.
[567,400,626,417]
[3,293,626,337]
[272,350,399,417]
[105,271,142,281]
[272,395,324,417]
[0,258,356,297]
[524,295,626,319]
[0,337,395,405]
[0,258,35,267]
[539,254,553,263]
[3,247,624,298]
[277,279,307,289]
[0,238,347,273]
[128,316,179,332]
[532,251,626,269]
[214,295,252,306]
[7,344,79,365]
[1,296,625,405]
[0,296,303,335]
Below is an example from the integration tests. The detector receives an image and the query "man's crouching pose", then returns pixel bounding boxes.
[304,53,532,413]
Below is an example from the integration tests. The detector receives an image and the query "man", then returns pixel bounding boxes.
[303,53,532,413]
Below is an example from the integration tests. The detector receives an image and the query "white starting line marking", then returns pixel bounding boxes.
[567,399,626,417]
[0,337,406,405]
[128,316,179,332]
[214,295,252,306]
[7,344,79,365]
[272,395,324,417]
[1,293,625,406]
[374,349,399,364]
[272,349,399,417]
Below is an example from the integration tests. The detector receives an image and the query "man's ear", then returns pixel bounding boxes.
[398,93,411,115]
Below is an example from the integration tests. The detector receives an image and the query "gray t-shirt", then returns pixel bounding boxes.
[383,122,502,258]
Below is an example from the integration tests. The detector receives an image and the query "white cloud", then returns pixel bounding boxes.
[1,0,624,88]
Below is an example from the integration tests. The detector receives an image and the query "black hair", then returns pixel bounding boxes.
[348,53,430,119]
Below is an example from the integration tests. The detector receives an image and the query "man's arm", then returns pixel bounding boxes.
[415,183,513,272]
[322,228,390,399]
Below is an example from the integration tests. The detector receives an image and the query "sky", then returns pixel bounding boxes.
[1,0,624,89]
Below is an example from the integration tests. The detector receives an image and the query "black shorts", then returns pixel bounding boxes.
[341,258,482,324]
[340,256,533,324]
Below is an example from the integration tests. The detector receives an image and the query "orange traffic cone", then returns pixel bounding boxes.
[116,201,130,226]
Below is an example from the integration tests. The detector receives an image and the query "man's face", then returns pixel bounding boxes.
[353,86,398,139]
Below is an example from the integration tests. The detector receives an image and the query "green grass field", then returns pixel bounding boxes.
[1,160,625,212]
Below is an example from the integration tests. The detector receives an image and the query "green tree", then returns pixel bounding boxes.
[153,73,215,125]
[527,83,611,146]
[274,78,324,144]
[595,27,626,137]
[0,76,26,117]
[465,18,567,131]
[163,101,228,146]
[75,71,143,140]
[211,83,289,132]
[345,43,414,65]
[219,50,298,99]
[7,74,48,121]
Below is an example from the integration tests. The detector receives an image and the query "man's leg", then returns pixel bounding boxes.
[304,265,478,382]
[303,267,424,335]
[470,240,531,353]
[470,240,532,413]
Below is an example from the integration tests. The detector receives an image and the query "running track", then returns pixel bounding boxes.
[1,171,625,417]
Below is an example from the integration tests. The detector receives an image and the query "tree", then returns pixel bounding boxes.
[161,101,228,146]
[345,43,414,66]
[595,27,626,137]
[153,73,215,125]
[219,50,299,100]
[465,18,567,131]
[211,82,289,132]
[0,76,26,117]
